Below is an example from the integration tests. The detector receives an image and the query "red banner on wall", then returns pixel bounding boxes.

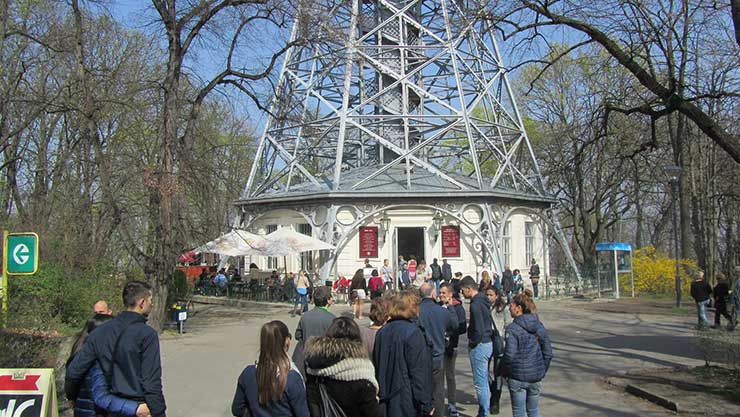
[359,226,378,258]
[441,226,460,257]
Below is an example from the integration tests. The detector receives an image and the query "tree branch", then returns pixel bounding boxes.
[520,0,740,163]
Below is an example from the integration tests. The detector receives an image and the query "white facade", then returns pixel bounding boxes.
[243,206,548,282]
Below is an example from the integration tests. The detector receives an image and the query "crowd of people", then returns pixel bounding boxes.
[232,270,553,417]
[63,261,554,417]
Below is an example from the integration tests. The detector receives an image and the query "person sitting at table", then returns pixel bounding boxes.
[213,269,228,296]
[231,269,242,282]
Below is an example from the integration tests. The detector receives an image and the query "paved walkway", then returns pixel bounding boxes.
[159,298,704,417]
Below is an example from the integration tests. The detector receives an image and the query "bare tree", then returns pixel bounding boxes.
[492,0,740,163]
[144,0,297,329]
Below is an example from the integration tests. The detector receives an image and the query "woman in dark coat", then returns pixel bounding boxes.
[373,291,433,417]
[305,317,382,417]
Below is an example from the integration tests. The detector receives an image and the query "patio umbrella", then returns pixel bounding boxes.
[195,229,266,257]
[262,227,335,257]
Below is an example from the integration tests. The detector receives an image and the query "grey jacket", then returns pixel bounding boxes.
[292,307,335,376]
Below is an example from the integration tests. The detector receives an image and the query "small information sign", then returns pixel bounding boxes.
[358,227,378,258]
[6,233,39,275]
[441,226,460,257]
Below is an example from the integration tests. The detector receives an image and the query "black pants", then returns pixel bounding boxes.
[432,359,445,417]
[444,349,458,408]
[489,356,503,411]
[715,302,732,327]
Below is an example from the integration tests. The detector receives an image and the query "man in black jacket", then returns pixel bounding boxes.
[690,271,712,328]
[439,282,466,417]
[66,281,166,417]
[441,259,453,282]
[460,275,493,417]
[419,283,457,417]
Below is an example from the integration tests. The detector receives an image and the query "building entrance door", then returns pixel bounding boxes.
[397,227,425,263]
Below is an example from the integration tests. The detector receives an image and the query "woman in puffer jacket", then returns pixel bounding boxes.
[304,317,383,417]
[501,292,553,417]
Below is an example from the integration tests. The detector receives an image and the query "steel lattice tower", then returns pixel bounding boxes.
[243,0,545,198]
[238,0,582,285]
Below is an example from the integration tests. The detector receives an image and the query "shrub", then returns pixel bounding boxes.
[6,261,122,333]
[628,245,697,296]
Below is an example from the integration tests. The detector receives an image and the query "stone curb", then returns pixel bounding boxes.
[624,384,680,413]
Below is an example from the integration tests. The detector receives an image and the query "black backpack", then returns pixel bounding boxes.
[431,264,442,280]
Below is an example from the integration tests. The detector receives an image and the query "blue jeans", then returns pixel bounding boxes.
[696,299,710,327]
[468,342,492,417]
[294,293,308,312]
[508,379,541,417]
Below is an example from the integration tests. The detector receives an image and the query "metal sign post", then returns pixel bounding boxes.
[1,231,7,322]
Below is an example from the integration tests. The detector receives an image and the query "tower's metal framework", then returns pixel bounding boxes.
[238,0,581,285]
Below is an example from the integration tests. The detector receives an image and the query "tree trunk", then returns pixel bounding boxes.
[146,32,184,332]
[633,160,644,249]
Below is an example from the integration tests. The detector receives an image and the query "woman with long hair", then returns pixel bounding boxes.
[305,317,382,417]
[231,320,309,417]
[501,292,553,417]
[374,291,433,417]
[479,270,493,293]
[485,287,508,331]
[67,314,147,417]
[350,268,367,319]
[292,271,310,317]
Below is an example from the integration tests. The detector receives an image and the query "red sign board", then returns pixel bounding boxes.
[359,226,378,258]
[441,226,460,257]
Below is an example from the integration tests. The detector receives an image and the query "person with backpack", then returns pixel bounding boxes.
[368,269,385,299]
[430,259,443,295]
[305,317,382,417]
[501,292,553,417]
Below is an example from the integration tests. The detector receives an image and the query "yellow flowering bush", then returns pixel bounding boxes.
[628,245,697,296]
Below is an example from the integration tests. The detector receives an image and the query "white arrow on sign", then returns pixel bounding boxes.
[13,243,30,265]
